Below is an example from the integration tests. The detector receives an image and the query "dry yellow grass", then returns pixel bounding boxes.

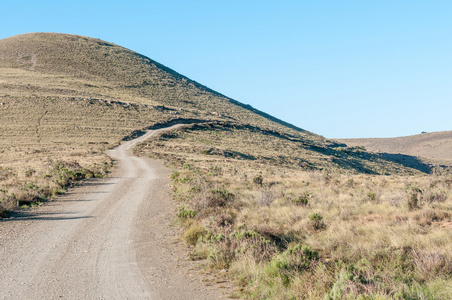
[0,32,310,135]
[0,95,183,213]
[0,32,330,214]
[340,131,452,165]
[135,125,452,299]
[135,122,445,175]
[2,32,452,298]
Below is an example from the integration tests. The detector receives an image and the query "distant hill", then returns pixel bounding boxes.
[340,131,452,164]
[0,32,439,175]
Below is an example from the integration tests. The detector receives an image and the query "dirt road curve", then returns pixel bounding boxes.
[0,126,227,299]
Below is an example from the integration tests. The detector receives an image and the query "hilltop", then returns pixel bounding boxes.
[0,32,305,133]
[0,32,434,176]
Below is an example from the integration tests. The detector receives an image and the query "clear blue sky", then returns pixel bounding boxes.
[1,1,451,138]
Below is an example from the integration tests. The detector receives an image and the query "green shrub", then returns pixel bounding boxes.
[200,149,210,155]
[206,188,234,207]
[177,206,197,220]
[177,176,191,183]
[366,191,377,202]
[308,212,323,222]
[253,174,264,185]
[22,181,40,192]
[266,244,319,287]
[210,233,225,242]
[189,186,201,193]
[291,192,310,206]
[323,268,353,300]
[49,160,87,188]
[230,229,268,243]
[308,212,326,230]
[24,168,35,177]
[170,171,180,180]
[183,223,207,245]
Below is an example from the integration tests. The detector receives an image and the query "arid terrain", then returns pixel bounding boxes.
[340,130,452,165]
[1,33,452,299]
[134,123,452,299]
[0,126,228,299]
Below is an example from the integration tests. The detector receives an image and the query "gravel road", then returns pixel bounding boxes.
[0,126,227,299]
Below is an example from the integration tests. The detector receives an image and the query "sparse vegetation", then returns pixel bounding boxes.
[291,192,310,206]
[177,206,197,220]
[2,32,452,299]
[0,158,111,214]
[341,131,452,164]
[0,32,325,217]
[135,126,452,299]
[184,223,207,246]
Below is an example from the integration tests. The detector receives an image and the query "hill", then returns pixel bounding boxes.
[0,32,434,176]
[1,33,452,299]
[340,131,452,165]
[0,32,306,133]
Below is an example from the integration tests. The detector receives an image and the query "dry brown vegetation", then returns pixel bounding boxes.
[0,32,259,214]
[0,33,308,134]
[0,95,189,214]
[340,131,452,166]
[0,33,326,215]
[135,122,442,175]
[2,32,452,299]
[0,32,380,217]
[135,125,452,299]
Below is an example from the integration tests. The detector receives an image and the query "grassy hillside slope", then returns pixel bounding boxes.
[0,33,435,213]
[0,32,308,135]
[134,125,452,299]
[340,131,452,164]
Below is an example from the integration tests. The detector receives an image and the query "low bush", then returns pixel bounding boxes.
[308,212,326,230]
[183,223,207,246]
[49,160,89,188]
[366,191,378,202]
[177,206,197,220]
[205,188,234,207]
[253,174,264,185]
[291,191,310,206]
[407,185,422,210]
[424,190,448,203]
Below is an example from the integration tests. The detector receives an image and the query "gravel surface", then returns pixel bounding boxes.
[0,126,228,299]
